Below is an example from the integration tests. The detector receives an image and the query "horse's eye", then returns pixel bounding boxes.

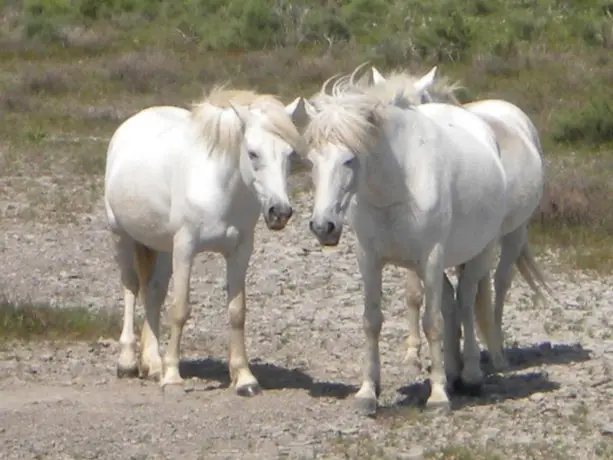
[343,157,356,167]
[248,151,259,160]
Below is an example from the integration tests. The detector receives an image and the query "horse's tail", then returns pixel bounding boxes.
[515,243,556,307]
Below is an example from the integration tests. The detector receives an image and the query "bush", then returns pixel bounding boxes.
[552,99,613,145]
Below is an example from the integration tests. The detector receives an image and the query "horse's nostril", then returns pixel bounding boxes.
[268,206,277,218]
[308,220,316,233]
[326,222,335,235]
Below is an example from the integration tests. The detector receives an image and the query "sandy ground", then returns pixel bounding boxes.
[2,180,613,459]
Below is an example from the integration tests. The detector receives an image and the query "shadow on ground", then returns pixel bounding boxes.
[497,341,592,371]
[381,341,587,414]
[389,369,560,413]
[179,357,357,399]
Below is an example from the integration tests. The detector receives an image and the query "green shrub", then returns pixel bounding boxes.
[552,99,613,145]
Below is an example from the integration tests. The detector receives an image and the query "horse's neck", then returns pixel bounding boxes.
[357,152,406,209]
[182,145,252,200]
[356,112,415,209]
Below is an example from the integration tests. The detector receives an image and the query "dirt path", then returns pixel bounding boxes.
[2,191,613,459]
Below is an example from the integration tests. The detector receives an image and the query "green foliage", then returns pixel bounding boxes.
[553,99,613,145]
[9,0,613,56]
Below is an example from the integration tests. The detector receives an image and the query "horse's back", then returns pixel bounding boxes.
[465,99,542,152]
[104,105,193,250]
[464,99,544,233]
[416,103,504,176]
[409,103,508,266]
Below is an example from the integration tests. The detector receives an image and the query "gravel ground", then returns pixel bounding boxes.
[2,176,613,459]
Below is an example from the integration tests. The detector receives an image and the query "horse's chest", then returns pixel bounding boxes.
[194,194,259,254]
[352,206,424,265]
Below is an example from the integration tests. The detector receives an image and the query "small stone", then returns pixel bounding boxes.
[530,392,545,402]
[399,446,425,459]
[600,424,613,436]
[482,427,500,441]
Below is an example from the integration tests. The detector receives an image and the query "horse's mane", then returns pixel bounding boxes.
[381,69,464,106]
[304,77,387,157]
[190,85,304,158]
[303,66,464,158]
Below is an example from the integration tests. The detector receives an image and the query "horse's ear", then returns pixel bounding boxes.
[413,65,438,94]
[371,66,386,85]
[285,97,311,131]
[229,103,250,130]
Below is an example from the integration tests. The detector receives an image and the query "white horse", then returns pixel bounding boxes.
[104,86,306,395]
[361,64,553,371]
[293,76,509,415]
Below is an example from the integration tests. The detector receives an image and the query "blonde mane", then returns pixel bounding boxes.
[304,85,386,157]
[190,85,304,158]
[381,69,464,106]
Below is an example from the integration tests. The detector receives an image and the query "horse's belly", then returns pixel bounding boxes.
[498,161,543,235]
[106,170,176,252]
[442,212,504,267]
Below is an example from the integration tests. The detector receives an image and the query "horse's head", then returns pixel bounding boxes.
[300,92,382,246]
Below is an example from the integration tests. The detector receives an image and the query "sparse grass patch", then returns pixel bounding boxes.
[0,294,121,343]
[1,176,103,223]
[19,68,71,95]
[107,50,186,93]
[530,153,613,272]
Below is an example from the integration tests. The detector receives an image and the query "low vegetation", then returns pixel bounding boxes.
[0,294,121,343]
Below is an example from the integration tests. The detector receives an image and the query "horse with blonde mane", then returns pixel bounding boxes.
[354,63,553,372]
[292,74,509,415]
[104,86,306,395]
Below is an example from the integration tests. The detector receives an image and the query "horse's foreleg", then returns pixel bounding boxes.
[422,243,450,411]
[441,273,462,388]
[404,269,423,374]
[225,235,260,397]
[354,245,384,417]
[161,235,195,388]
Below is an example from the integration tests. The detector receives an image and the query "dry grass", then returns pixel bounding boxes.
[529,154,613,272]
[0,294,121,343]
[107,50,186,93]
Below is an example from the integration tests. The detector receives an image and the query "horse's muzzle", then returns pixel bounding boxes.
[264,203,293,230]
[309,218,342,246]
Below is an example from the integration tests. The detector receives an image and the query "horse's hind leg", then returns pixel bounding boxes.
[134,245,171,380]
[114,233,140,378]
[404,268,423,373]
[489,226,527,371]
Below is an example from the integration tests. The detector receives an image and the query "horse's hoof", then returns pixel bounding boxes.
[138,365,162,382]
[355,397,378,417]
[162,382,186,398]
[492,357,510,373]
[236,382,261,397]
[448,376,463,394]
[424,398,451,414]
[116,364,139,379]
[455,379,483,397]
